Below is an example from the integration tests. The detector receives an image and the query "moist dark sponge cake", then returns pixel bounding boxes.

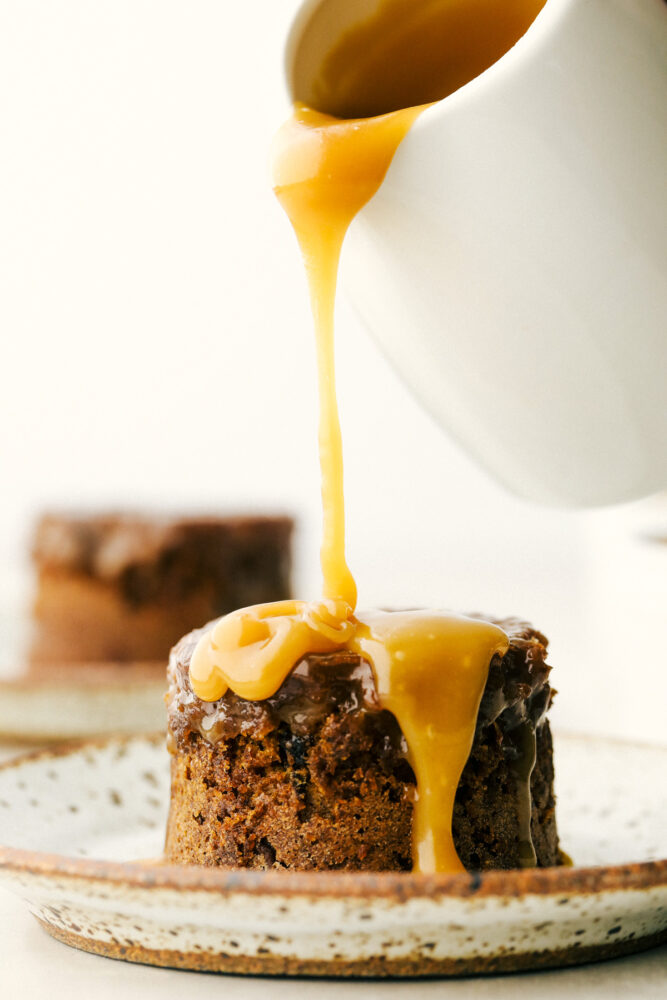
[165,616,559,871]
[29,513,293,667]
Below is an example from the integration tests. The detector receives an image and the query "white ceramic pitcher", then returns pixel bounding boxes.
[285,0,667,507]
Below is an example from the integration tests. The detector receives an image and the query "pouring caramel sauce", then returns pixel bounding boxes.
[190,0,547,873]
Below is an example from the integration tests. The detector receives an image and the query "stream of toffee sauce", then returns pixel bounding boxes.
[189,0,548,873]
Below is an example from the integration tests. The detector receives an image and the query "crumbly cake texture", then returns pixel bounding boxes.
[29,513,293,666]
[164,617,559,871]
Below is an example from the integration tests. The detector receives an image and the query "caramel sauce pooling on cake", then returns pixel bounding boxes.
[189,0,553,872]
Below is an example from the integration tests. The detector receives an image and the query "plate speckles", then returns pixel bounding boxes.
[0,732,665,977]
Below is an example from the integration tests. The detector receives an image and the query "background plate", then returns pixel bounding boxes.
[0,661,166,742]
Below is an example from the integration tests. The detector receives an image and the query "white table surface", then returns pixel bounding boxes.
[1,745,665,998]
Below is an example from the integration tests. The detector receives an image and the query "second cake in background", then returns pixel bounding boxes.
[29,512,293,667]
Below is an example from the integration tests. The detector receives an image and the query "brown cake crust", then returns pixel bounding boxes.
[165,616,559,871]
[29,513,293,666]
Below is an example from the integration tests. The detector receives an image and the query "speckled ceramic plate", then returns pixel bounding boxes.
[0,732,664,977]
[0,661,166,742]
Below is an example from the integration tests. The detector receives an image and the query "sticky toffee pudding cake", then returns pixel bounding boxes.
[29,513,293,667]
[165,614,558,871]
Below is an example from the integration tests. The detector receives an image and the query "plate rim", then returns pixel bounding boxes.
[0,730,665,902]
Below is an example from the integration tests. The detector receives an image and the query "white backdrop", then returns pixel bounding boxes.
[0,1,665,740]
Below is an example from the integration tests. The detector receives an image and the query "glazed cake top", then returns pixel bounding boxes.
[166,615,553,749]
